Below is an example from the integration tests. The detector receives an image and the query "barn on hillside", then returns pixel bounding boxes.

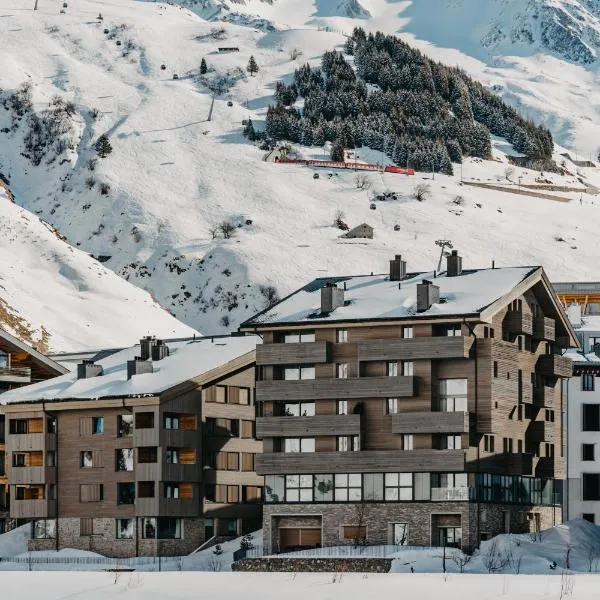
[342,223,374,239]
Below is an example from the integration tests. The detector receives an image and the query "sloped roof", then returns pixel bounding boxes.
[0,335,260,404]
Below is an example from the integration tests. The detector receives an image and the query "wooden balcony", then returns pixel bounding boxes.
[256,449,465,475]
[136,496,200,518]
[256,342,330,366]
[11,499,56,519]
[527,421,556,444]
[6,433,56,453]
[357,336,472,362]
[537,354,572,378]
[0,367,31,383]
[133,427,159,447]
[9,466,56,485]
[505,311,533,336]
[466,450,533,476]
[533,316,555,342]
[533,385,556,408]
[391,411,469,434]
[162,463,202,482]
[256,414,361,439]
[256,376,417,402]
[160,429,198,448]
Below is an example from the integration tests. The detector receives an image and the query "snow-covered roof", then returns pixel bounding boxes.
[565,348,600,365]
[0,335,260,405]
[572,315,600,333]
[243,267,539,327]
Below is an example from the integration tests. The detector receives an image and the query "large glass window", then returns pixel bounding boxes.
[284,331,315,343]
[283,438,315,453]
[314,474,334,501]
[157,518,182,539]
[334,474,362,501]
[117,415,133,437]
[115,449,134,472]
[33,519,56,539]
[384,473,413,500]
[439,379,468,412]
[117,482,135,505]
[284,402,315,417]
[583,405,600,431]
[141,518,157,539]
[116,519,134,539]
[285,475,313,502]
[363,473,384,501]
[265,475,285,503]
[583,374,595,392]
[387,362,398,377]
[284,366,315,380]
[583,473,600,501]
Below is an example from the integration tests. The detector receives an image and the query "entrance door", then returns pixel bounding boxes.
[439,527,462,549]
[392,523,409,546]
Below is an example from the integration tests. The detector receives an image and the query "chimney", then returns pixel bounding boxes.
[446,250,463,277]
[140,336,156,361]
[417,279,440,312]
[151,339,170,361]
[127,357,153,380]
[566,303,582,328]
[321,282,345,314]
[77,359,103,380]
[389,255,407,281]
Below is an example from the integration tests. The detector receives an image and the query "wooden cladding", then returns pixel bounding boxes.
[533,385,556,408]
[505,311,533,336]
[256,342,330,366]
[256,449,465,475]
[533,316,555,342]
[178,448,196,465]
[537,354,572,378]
[256,415,361,439]
[213,484,240,503]
[257,376,417,402]
[79,483,103,502]
[391,412,469,434]
[179,415,196,431]
[179,483,194,499]
[241,452,255,472]
[357,336,472,362]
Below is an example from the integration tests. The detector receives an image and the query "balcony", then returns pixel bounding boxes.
[504,311,533,336]
[431,487,471,501]
[136,497,200,518]
[0,366,31,383]
[526,421,556,444]
[466,450,533,476]
[9,466,55,485]
[6,433,56,453]
[160,428,198,448]
[535,456,557,478]
[357,336,472,362]
[162,463,202,482]
[256,342,330,366]
[533,385,556,408]
[11,499,56,519]
[256,376,417,402]
[533,316,555,342]
[133,427,159,447]
[256,414,360,439]
[537,354,572,378]
[391,411,469,435]
[256,449,465,475]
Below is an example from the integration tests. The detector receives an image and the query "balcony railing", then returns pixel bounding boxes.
[533,316,555,342]
[357,336,472,362]
[504,310,533,336]
[431,487,471,501]
[256,376,417,402]
[256,342,330,366]
[11,499,56,519]
[0,366,31,383]
[537,354,572,378]
[391,411,469,434]
[256,414,360,439]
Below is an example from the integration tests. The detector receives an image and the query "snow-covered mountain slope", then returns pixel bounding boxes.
[3,0,600,342]
[0,186,196,352]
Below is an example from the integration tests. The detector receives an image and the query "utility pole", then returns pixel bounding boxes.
[34,0,39,9]
[207,92,215,122]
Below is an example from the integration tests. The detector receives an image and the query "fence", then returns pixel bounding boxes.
[0,554,188,571]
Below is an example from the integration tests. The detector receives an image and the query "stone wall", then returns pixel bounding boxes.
[233,557,392,573]
[27,517,205,557]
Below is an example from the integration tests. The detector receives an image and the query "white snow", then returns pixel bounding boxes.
[0,334,259,404]
[0,524,30,558]
[244,267,537,325]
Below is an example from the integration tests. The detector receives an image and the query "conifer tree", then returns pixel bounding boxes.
[95,134,112,158]
[243,118,256,141]
[247,55,259,77]
[200,58,207,75]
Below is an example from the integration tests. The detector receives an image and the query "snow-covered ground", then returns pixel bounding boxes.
[3,0,600,345]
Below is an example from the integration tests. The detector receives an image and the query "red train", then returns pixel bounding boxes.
[275,158,415,175]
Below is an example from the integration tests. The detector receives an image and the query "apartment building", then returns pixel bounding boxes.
[0,334,262,556]
[0,328,67,534]
[562,303,600,524]
[241,252,576,553]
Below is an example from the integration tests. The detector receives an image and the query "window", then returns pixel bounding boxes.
[80,518,93,537]
[242,485,263,502]
[46,451,56,467]
[518,440,523,453]
[9,419,28,434]
[138,482,155,498]
[117,415,133,437]
[314,474,334,502]
[284,365,315,380]
[589,337,600,352]
[157,518,182,539]
[343,525,366,541]
[117,482,135,505]
[80,451,93,469]
[135,412,154,429]
[336,329,348,343]
[439,379,468,412]
[285,475,313,502]
[387,398,398,415]
[116,519,134,539]
[439,527,462,548]
[92,417,104,434]
[212,451,239,471]
[385,473,413,500]
[138,446,157,463]
[215,385,228,404]
[445,325,462,336]
[33,520,56,540]
[336,363,348,379]
[334,473,362,501]
[387,362,398,377]
[583,444,596,461]
[283,402,315,417]
[493,362,498,378]
[337,400,348,415]
[241,420,254,439]
[115,449,134,472]
[141,518,157,539]
[583,405,600,431]
[337,435,359,451]
[165,448,179,464]
[583,374,595,392]
[242,452,255,472]
[164,483,180,499]
[583,473,600,501]
[12,453,25,467]
[164,414,180,429]
[238,388,250,405]
[503,438,514,453]
[402,326,413,339]
[283,438,315,453]
[284,331,315,343]
[0,350,7,368]
[80,484,103,502]
[402,434,414,450]
[402,361,414,376]
[583,513,596,524]
[446,435,462,450]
